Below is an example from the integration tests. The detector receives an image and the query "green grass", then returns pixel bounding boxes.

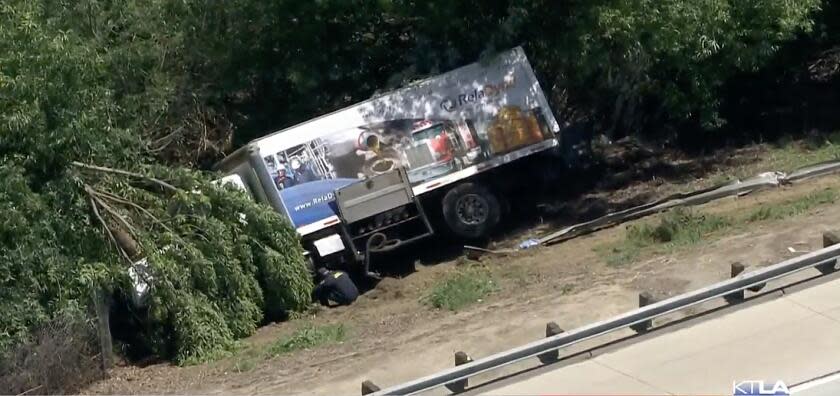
[422,268,498,311]
[229,323,348,372]
[598,208,731,266]
[225,323,348,373]
[745,189,837,222]
[599,242,644,267]
[231,346,262,372]
[736,136,840,179]
[598,188,837,266]
[627,208,732,247]
[686,135,840,192]
[267,323,347,356]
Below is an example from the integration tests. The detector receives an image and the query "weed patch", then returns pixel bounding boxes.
[627,208,732,247]
[267,323,347,357]
[735,139,840,179]
[598,242,643,266]
[422,268,498,311]
[232,357,258,372]
[597,188,838,266]
[599,208,731,266]
[745,189,836,222]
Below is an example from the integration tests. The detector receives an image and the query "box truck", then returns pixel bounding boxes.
[215,47,566,277]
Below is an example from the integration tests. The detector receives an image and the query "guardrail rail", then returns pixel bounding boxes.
[366,231,840,395]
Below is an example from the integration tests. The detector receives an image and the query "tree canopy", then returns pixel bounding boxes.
[0,1,311,365]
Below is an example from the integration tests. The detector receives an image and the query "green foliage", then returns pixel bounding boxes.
[600,188,837,266]
[0,160,313,364]
[599,208,732,266]
[422,268,498,311]
[267,323,347,356]
[228,323,348,372]
[746,189,836,222]
[0,0,312,365]
[572,0,822,129]
[627,208,732,246]
[169,293,236,365]
[35,0,824,161]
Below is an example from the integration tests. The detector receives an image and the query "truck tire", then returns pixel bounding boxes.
[442,182,501,239]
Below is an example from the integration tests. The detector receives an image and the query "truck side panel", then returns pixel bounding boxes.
[251,47,561,234]
[247,145,290,217]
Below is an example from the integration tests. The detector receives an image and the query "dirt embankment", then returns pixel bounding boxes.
[86,142,840,396]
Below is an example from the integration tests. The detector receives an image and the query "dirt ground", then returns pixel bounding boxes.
[85,143,840,396]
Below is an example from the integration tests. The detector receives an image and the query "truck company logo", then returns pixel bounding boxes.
[293,192,335,212]
[439,77,516,112]
[733,380,790,396]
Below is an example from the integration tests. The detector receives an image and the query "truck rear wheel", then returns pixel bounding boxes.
[442,182,501,239]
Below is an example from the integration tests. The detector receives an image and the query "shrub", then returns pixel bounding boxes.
[0,308,103,395]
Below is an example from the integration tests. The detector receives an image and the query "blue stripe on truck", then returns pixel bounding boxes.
[279,178,358,228]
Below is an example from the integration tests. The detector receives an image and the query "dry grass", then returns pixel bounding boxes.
[0,313,105,395]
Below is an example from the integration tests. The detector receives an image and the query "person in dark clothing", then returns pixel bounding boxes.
[312,268,359,306]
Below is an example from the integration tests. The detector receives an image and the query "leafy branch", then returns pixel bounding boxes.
[71,161,179,193]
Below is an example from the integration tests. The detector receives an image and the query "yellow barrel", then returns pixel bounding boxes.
[524,111,544,144]
[487,124,508,154]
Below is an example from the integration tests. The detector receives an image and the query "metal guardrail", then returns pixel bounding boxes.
[539,160,840,246]
[370,238,840,395]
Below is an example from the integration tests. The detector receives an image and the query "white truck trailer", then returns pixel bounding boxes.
[215,47,566,276]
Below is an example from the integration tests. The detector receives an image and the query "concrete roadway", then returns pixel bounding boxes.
[482,275,840,396]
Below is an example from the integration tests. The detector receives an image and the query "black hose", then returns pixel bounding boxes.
[363,232,402,279]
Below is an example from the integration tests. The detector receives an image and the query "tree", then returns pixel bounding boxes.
[0,1,312,365]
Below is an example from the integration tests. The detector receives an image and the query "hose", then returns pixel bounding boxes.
[363,232,402,279]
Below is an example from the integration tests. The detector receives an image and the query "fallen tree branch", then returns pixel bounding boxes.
[88,195,133,264]
[90,193,140,242]
[147,127,182,154]
[71,161,178,193]
[91,188,176,236]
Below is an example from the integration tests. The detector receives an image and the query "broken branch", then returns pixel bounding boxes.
[88,195,133,264]
[91,189,176,236]
[71,161,178,193]
[91,193,140,241]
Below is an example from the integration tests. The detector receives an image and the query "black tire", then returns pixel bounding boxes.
[441,182,501,239]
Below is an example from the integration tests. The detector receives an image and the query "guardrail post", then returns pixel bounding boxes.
[725,262,745,303]
[630,292,654,333]
[445,351,473,393]
[538,322,564,363]
[361,380,380,395]
[818,232,840,274]
[725,262,767,302]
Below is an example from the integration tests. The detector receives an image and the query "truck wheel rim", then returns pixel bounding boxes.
[456,194,488,225]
